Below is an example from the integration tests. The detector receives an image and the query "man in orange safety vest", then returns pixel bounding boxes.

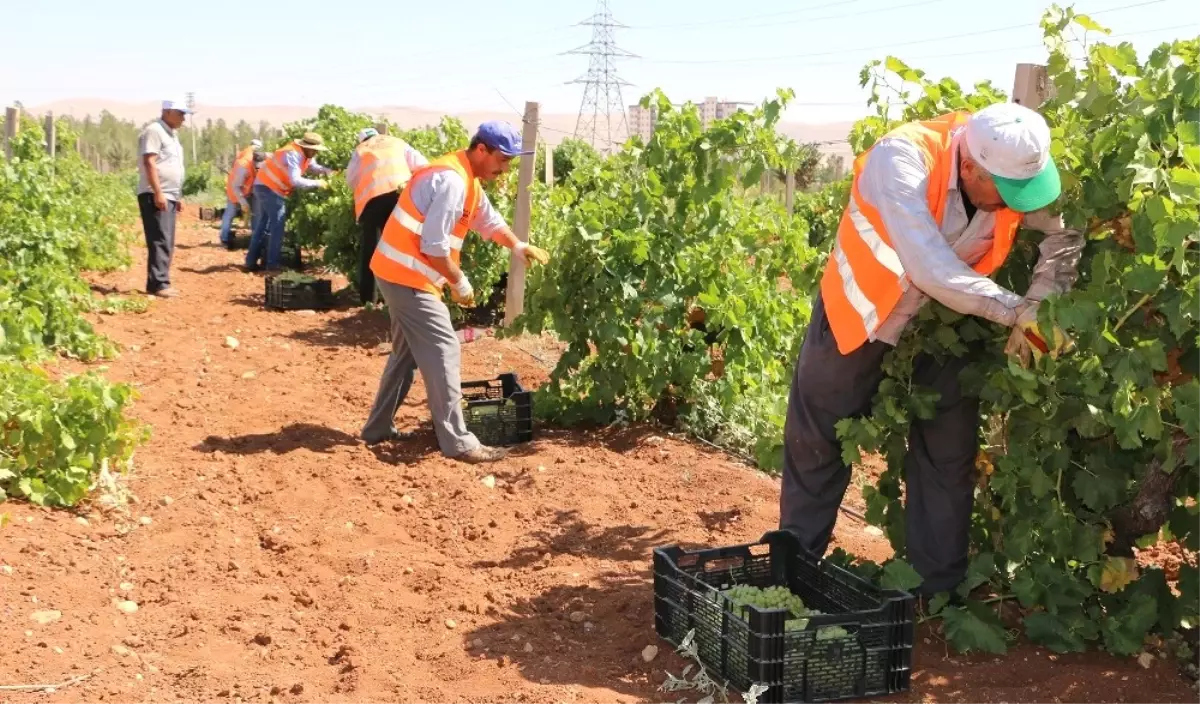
[779,102,1082,598]
[246,131,333,272]
[360,121,549,464]
[219,139,263,249]
[346,127,429,304]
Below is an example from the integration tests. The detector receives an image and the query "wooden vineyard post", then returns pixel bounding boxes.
[544,139,554,186]
[504,101,539,328]
[4,106,18,161]
[1012,63,1052,108]
[374,122,388,136]
[785,169,795,216]
[44,112,55,159]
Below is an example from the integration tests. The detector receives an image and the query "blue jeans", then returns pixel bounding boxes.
[219,198,251,245]
[246,184,287,270]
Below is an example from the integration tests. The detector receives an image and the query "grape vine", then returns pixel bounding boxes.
[1,116,148,507]
[833,9,1198,655]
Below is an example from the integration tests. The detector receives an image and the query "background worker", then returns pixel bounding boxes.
[779,102,1081,598]
[346,127,429,304]
[135,98,190,298]
[361,121,550,464]
[219,138,263,249]
[246,131,333,272]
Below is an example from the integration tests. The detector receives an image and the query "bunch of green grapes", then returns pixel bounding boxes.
[721,585,808,620]
[719,585,853,640]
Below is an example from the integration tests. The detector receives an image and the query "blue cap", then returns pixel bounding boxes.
[475,120,533,157]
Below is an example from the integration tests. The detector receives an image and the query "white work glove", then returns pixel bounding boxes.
[450,276,475,307]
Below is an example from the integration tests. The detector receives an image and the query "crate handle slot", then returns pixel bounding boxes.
[703,556,744,573]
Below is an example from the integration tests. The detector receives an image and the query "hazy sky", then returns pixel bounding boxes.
[1,0,1195,122]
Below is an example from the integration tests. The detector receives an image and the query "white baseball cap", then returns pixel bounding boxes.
[161,98,193,114]
[250,139,263,148]
[356,127,379,143]
[964,102,1060,212]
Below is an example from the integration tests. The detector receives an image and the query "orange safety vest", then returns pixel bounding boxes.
[256,142,310,198]
[819,111,1024,354]
[350,135,416,220]
[225,146,256,202]
[370,150,481,295]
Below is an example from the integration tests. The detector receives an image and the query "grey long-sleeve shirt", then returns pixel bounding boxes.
[858,130,1084,344]
[407,168,509,258]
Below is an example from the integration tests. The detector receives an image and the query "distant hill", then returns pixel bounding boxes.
[28,99,856,162]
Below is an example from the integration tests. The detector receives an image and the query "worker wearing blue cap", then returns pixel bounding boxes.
[361,120,550,464]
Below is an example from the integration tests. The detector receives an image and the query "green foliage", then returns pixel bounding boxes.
[508,89,821,467]
[0,361,145,507]
[793,177,850,248]
[277,106,514,319]
[181,161,217,196]
[0,135,147,508]
[0,147,136,360]
[548,137,603,187]
[835,10,1199,657]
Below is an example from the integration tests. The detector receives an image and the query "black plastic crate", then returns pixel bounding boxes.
[653,530,914,703]
[460,372,533,446]
[264,274,336,311]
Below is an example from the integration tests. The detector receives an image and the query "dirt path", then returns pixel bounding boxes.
[0,213,1194,703]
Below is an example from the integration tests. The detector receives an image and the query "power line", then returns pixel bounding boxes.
[753,21,1197,69]
[638,0,950,34]
[627,0,872,30]
[640,0,1171,65]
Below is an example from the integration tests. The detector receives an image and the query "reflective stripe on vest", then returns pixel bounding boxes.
[819,111,1024,355]
[257,143,310,197]
[226,147,256,202]
[389,209,466,251]
[375,239,447,288]
[369,150,481,295]
[350,136,415,219]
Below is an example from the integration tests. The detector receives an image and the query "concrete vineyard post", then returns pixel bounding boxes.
[44,112,55,159]
[4,106,18,161]
[1012,63,1052,108]
[504,101,539,327]
[785,169,795,216]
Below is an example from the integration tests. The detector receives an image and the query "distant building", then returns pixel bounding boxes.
[698,97,744,127]
[628,97,748,140]
[628,104,658,141]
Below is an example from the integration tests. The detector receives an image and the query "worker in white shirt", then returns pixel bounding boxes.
[346,127,429,304]
[779,102,1081,598]
[219,138,263,249]
[246,132,333,272]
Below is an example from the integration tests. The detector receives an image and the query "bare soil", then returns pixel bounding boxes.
[0,212,1195,703]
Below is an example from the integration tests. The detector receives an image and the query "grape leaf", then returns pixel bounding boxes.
[960,553,997,594]
[1098,557,1139,594]
[1100,593,1159,656]
[1023,611,1089,654]
[943,601,1008,655]
[880,559,923,592]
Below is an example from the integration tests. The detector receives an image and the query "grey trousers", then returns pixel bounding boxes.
[779,294,981,595]
[361,279,481,457]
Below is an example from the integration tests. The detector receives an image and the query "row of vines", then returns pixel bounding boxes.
[281,8,1198,659]
[0,116,149,508]
[5,3,1191,663]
